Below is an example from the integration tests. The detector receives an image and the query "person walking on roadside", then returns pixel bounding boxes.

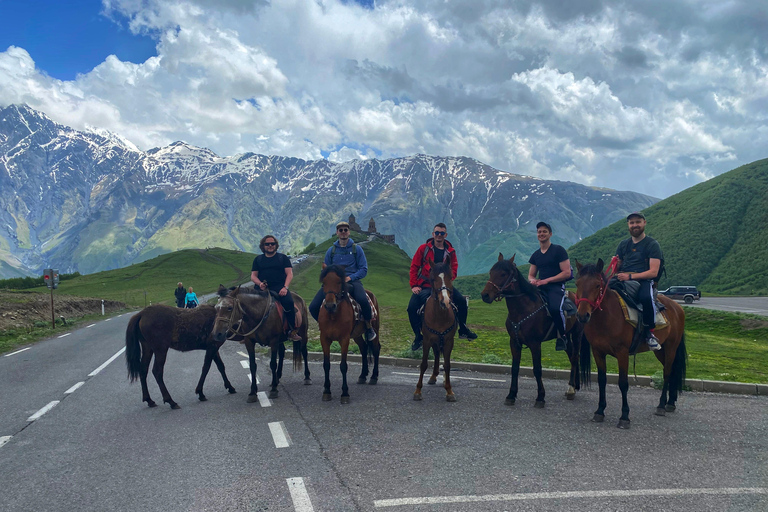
[308,221,377,341]
[251,235,301,341]
[528,222,571,351]
[408,223,477,352]
[174,282,186,308]
[614,212,664,351]
[185,287,199,308]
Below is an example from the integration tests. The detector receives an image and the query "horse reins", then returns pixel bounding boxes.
[486,272,518,301]
[222,293,275,340]
[574,256,620,312]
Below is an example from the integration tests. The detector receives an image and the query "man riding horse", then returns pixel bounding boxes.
[309,221,377,341]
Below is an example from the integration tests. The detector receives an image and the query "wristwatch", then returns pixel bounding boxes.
[629,274,633,280]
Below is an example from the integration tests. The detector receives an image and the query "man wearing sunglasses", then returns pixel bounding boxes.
[308,221,377,341]
[251,235,302,341]
[408,223,477,351]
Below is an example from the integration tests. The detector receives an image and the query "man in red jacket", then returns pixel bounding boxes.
[408,223,477,351]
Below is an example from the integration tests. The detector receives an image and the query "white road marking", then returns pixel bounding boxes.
[392,372,505,383]
[240,360,249,369]
[58,333,71,338]
[373,487,768,508]
[104,318,111,322]
[238,351,259,360]
[86,324,96,328]
[88,347,126,377]
[4,347,30,357]
[64,382,85,394]
[27,401,60,422]
[245,373,260,384]
[0,436,11,448]
[257,391,271,407]
[269,421,291,448]
[286,477,314,512]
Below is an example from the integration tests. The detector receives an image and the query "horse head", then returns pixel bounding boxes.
[212,287,240,343]
[575,258,606,323]
[429,261,454,309]
[320,265,348,315]
[481,253,521,303]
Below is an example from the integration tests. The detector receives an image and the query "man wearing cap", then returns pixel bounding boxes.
[308,221,377,341]
[528,222,571,351]
[615,212,663,351]
[408,223,477,352]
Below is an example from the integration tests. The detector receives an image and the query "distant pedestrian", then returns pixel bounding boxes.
[174,282,186,308]
[185,287,199,308]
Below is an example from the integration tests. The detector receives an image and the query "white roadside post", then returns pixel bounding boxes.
[101,300,105,316]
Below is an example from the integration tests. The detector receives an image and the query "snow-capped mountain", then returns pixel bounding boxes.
[0,104,657,278]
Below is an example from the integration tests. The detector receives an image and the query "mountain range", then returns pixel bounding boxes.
[0,104,657,278]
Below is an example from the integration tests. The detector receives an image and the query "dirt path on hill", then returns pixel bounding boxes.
[0,291,124,331]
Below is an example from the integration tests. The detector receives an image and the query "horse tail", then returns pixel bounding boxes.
[670,332,688,393]
[125,313,143,383]
[292,339,304,372]
[579,331,592,388]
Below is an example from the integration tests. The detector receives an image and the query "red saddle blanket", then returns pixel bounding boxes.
[274,302,303,332]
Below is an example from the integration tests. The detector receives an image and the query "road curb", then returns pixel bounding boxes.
[297,351,764,397]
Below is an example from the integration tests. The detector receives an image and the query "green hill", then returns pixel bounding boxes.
[569,158,768,295]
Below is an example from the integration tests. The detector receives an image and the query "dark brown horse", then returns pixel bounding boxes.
[481,254,589,407]
[414,261,458,402]
[211,286,311,402]
[318,265,380,403]
[125,304,236,409]
[575,259,687,428]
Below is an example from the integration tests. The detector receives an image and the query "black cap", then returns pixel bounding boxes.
[626,212,646,221]
[536,221,552,232]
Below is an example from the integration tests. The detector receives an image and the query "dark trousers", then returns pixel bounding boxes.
[539,283,566,336]
[636,279,657,330]
[407,286,468,337]
[309,280,372,321]
[271,289,296,329]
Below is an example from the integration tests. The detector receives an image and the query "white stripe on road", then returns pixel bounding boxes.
[86,324,96,328]
[0,436,11,448]
[286,478,314,512]
[374,487,768,508]
[104,318,111,322]
[245,373,261,384]
[65,382,85,394]
[238,351,259,360]
[58,333,71,338]
[88,347,126,377]
[257,391,271,407]
[391,372,505,383]
[269,422,291,448]
[240,360,249,369]
[4,347,30,357]
[27,401,60,422]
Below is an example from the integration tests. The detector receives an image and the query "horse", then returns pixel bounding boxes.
[211,285,311,402]
[413,261,458,402]
[480,253,590,408]
[575,259,687,428]
[125,304,236,409]
[317,265,381,403]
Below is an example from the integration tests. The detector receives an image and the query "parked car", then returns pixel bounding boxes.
[659,286,701,304]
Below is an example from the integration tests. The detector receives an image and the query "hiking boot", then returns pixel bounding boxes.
[555,336,567,351]
[458,326,477,340]
[287,330,302,342]
[411,335,423,352]
[646,333,662,351]
[365,326,377,342]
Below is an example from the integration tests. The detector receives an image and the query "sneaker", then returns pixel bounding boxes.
[555,337,567,351]
[646,333,662,351]
[411,336,423,352]
[458,327,478,340]
[287,330,302,342]
[365,327,377,341]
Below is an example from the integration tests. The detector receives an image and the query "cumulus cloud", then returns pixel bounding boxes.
[1,0,766,197]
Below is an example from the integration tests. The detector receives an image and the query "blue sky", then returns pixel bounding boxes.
[0,0,765,198]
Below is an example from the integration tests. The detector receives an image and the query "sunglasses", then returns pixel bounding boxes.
[433,231,446,236]
[338,228,349,233]
[264,242,276,246]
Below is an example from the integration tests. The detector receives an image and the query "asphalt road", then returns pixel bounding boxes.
[1,314,767,511]
[684,296,768,317]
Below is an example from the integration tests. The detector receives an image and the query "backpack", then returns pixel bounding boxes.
[330,243,357,260]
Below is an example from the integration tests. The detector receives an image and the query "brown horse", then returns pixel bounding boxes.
[211,286,311,402]
[575,259,687,428]
[481,254,589,407]
[318,265,381,403]
[125,304,236,409]
[414,261,458,402]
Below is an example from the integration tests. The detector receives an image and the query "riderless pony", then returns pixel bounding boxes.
[317,265,381,403]
[211,285,311,402]
[125,304,236,409]
[481,254,589,407]
[413,261,458,402]
[575,258,687,428]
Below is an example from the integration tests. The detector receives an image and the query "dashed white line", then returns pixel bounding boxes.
[240,360,250,369]
[0,436,11,448]
[86,324,96,328]
[237,351,249,358]
[27,401,60,422]
[269,422,291,448]
[245,373,261,384]
[391,372,505,383]
[257,391,271,407]
[58,333,71,338]
[373,487,768,508]
[104,318,111,322]
[65,382,85,394]
[4,347,30,357]
[88,347,126,377]
[287,478,314,512]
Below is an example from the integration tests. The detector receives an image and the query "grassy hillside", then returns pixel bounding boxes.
[569,158,768,295]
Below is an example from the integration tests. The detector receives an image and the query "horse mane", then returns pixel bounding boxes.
[320,264,346,282]
[429,261,453,283]
[491,258,539,300]
[577,263,607,283]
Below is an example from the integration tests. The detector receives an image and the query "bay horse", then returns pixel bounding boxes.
[414,261,458,402]
[211,286,311,402]
[575,259,687,428]
[318,265,381,403]
[481,253,590,407]
[125,304,236,409]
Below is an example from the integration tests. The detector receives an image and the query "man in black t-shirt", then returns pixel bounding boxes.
[528,222,572,351]
[251,235,301,341]
[615,212,663,351]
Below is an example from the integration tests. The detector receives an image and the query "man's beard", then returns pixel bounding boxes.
[630,226,645,236]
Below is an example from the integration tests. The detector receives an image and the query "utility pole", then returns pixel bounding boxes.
[43,269,59,328]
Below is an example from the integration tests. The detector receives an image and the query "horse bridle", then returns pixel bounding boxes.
[218,293,275,340]
[486,270,520,301]
[574,258,619,312]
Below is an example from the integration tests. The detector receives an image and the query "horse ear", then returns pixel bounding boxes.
[596,258,604,272]
[575,260,583,272]
[498,253,504,262]
[217,284,227,297]
[510,253,516,263]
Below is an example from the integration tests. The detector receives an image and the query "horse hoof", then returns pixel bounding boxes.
[505,399,516,406]
[357,377,367,384]
[322,393,332,401]
[368,377,378,385]
[413,393,422,401]
[446,394,457,402]
[617,419,631,429]
[198,394,207,402]
[146,401,157,408]
[534,401,545,409]
[228,387,237,394]
[169,403,181,410]
[304,379,312,386]
[592,414,605,423]
[341,396,350,404]
[655,407,666,416]
[566,393,575,401]
[665,404,676,412]
[428,378,437,385]
[247,394,259,403]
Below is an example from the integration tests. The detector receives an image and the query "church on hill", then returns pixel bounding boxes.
[347,214,395,244]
